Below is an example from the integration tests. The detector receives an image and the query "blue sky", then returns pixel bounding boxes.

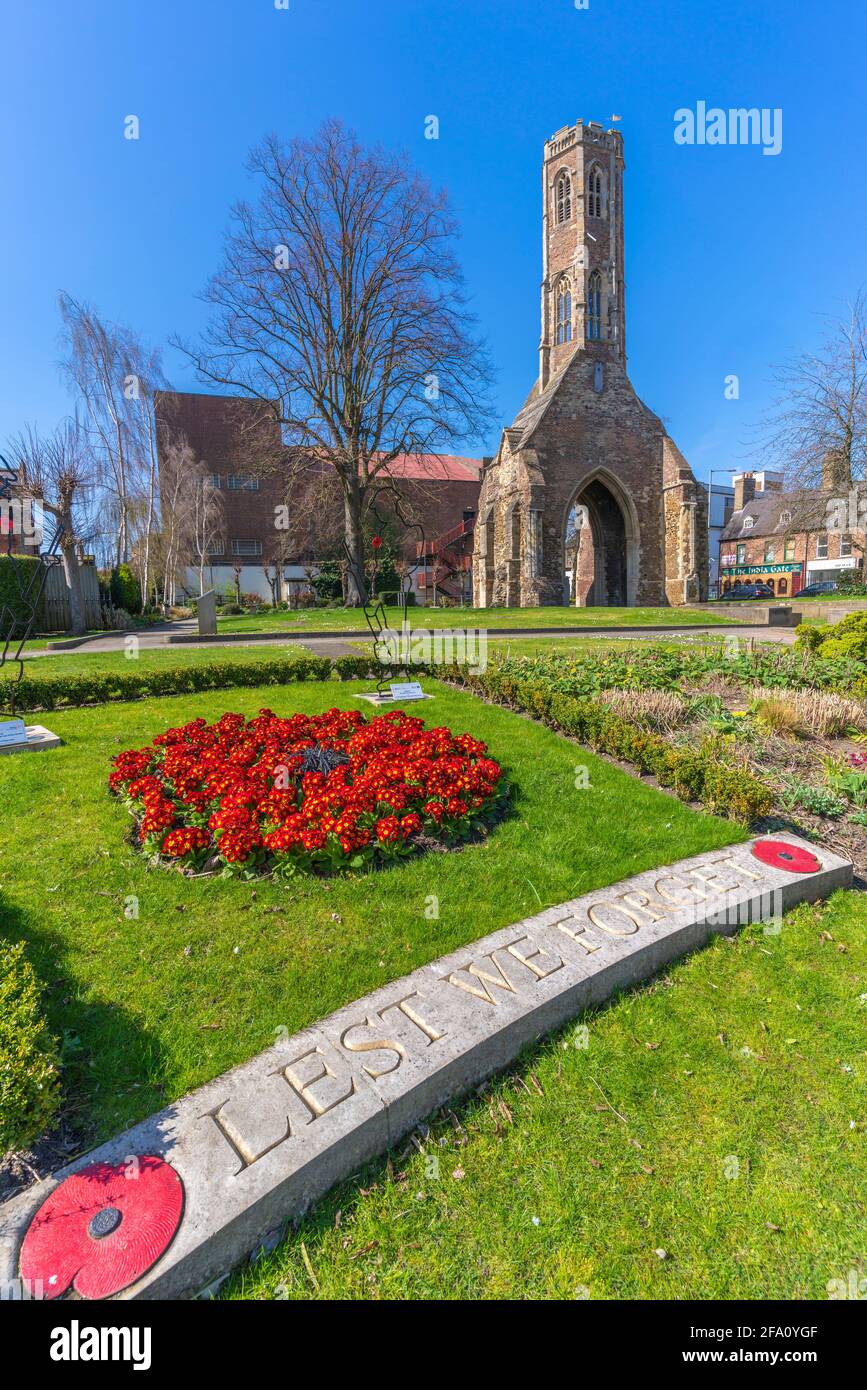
[1,0,865,487]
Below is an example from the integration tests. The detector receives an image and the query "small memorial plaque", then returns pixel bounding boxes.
[389,681,425,701]
[0,718,27,746]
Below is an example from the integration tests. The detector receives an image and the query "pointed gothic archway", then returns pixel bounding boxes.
[564,471,638,606]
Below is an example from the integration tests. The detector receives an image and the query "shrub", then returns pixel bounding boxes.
[310,561,343,603]
[13,654,335,711]
[109,563,142,616]
[463,673,771,822]
[834,570,867,596]
[797,611,867,664]
[0,941,60,1156]
[0,553,42,633]
[332,654,376,681]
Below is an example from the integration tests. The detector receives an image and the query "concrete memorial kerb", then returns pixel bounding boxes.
[0,833,851,1301]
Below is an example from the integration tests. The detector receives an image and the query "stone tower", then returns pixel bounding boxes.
[540,122,625,388]
[473,119,707,609]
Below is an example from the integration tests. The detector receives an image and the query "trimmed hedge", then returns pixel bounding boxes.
[12,654,342,712]
[444,666,773,823]
[0,553,42,633]
[796,611,867,664]
[0,941,60,1156]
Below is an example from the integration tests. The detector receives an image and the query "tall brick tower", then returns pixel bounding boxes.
[540,121,626,389]
[472,119,708,608]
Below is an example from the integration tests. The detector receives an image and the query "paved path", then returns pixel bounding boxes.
[26,620,799,659]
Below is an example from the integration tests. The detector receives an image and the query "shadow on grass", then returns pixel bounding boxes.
[0,889,168,1192]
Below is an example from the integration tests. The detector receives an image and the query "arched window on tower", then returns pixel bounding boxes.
[556,287,572,344]
[555,172,572,224]
[587,164,604,218]
[587,271,602,340]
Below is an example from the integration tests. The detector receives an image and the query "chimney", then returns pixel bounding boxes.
[822,449,849,491]
[733,472,756,512]
[753,470,783,493]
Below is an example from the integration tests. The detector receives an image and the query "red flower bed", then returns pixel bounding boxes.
[109,707,506,877]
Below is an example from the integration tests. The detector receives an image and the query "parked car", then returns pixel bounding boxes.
[725,582,775,600]
[795,581,839,598]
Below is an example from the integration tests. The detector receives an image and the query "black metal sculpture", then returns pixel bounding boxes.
[296,744,350,776]
[342,483,426,696]
[0,452,65,718]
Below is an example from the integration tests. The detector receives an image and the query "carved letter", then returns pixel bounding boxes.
[587,902,640,936]
[283,1047,355,1119]
[552,915,602,955]
[339,1019,405,1079]
[506,937,565,979]
[378,992,446,1045]
[447,951,521,1006]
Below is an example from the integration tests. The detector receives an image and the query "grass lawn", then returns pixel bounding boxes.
[226,889,867,1301]
[0,645,319,681]
[0,678,741,1151]
[217,605,742,634]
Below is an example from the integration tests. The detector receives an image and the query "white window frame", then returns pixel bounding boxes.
[230,539,263,557]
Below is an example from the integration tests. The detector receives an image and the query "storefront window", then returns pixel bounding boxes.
[778,578,788,594]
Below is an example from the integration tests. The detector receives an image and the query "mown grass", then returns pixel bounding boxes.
[217,605,741,634]
[226,890,867,1301]
[0,679,740,1151]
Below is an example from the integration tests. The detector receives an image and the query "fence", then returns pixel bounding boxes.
[40,560,103,631]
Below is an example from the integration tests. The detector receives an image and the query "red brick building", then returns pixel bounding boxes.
[154,390,482,602]
[718,469,865,596]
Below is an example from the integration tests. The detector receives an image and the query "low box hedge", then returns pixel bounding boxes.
[444,666,772,823]
[12,654,336,712]
[0,941,60,1157]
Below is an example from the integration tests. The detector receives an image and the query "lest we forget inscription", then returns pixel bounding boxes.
[0,833,851,1301]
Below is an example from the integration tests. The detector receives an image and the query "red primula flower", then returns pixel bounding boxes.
[109,706,505,877]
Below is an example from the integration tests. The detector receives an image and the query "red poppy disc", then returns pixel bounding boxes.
[751,839,821,874]
[19,1156,183,1300]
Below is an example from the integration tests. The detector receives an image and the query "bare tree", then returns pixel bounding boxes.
[59,293,168,574]
[6,421,96,635]
[177,120,495,604]
[191,475,226,596]
[755,290,867,489]
[155,436,198,607]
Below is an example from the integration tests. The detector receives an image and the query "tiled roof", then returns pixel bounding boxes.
[375,453,482,482]
[720,488,828,541]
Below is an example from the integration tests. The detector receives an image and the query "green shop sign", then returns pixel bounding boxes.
[721,563,803,577]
